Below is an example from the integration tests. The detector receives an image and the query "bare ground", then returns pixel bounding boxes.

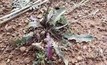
[0,0,107,65]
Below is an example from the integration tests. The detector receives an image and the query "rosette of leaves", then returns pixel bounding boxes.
[16,7,67,44]
[16,7,93,65]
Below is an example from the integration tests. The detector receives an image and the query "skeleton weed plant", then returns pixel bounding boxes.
[16,7,93,65]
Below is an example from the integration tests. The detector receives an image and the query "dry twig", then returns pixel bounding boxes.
[66,0,89,14]
[0,0,49,25]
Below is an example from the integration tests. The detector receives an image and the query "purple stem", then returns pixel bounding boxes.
[46,33,53,59]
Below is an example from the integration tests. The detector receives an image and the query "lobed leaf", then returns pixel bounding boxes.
[16,32,34,45]
[52,42,68,65]
[45,33,69,65]
[52,7,66,25]
[63,33,93,42]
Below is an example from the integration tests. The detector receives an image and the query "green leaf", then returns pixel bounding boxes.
[52,41,69,65]
[46,34,69,65]
[16,32,34,45]
[16,36,30,45]
[63,33,93,42]
[58,16,67,24]
[47,8,54,22]
[63,58,69,65]
[27,21,41,28]
[52,7,66,25]
[33,61,39,65]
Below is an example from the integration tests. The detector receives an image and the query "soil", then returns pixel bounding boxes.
[0,0,107,65]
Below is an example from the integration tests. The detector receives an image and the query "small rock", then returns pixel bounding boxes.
[6,59,10,63]
[5,25,15,32]
[76,56,83,60]
[20,46,26,52]
[58,59,62,63]
[24,57,32,64]
[83,45,87,50]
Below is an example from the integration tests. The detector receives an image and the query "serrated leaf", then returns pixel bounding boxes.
[52,42,68,65]
[46,34,69,65]
[47,39,68,65]
[63,33,93,42]
[52,7,66,25]
[16,37,30,45]
[16,32,34,45]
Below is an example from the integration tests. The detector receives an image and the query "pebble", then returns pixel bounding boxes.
[76,56,83,60]
[20,46,26,52]
[6,59,10,63]
[58,59,62,63]
[24,57,32,64]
